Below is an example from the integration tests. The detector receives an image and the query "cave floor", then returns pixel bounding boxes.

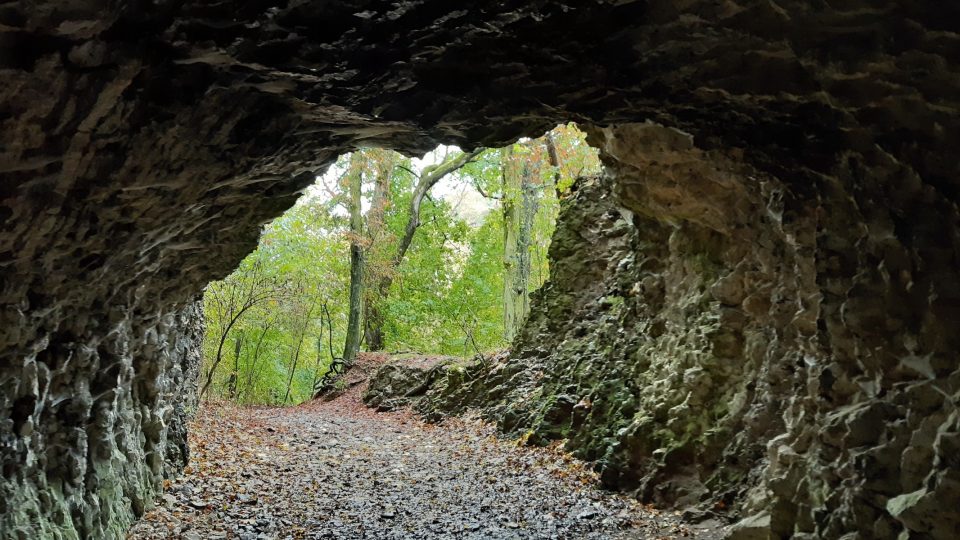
[128,393,718,540]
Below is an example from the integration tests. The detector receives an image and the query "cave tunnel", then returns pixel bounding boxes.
[1,1,959,538]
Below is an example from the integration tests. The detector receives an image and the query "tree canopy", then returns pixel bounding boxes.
[200,123,600,404]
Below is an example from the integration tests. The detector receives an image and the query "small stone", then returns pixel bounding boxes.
[576,509,601,520]
[189,498,209,509]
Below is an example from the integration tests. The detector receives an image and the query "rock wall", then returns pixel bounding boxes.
[419,124,960,539]
[363,356,457,412]
[1,1,958,538]
[0,301,203,539]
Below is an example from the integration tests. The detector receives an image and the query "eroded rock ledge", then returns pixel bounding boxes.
[2,1,959,538]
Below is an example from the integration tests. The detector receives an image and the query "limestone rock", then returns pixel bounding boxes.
[1,1,959,538]
[727,513,772,540]
[419,129,960,540]
[363,359,453,412]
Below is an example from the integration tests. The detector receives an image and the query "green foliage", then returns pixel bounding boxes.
[200,192,351,405]
[200,124,600,405]
[383,206,505,355]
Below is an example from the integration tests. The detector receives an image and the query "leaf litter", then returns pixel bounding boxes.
[128,371,718,540]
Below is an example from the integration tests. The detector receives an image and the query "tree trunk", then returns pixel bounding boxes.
[502,146,521,341]
[311,333,324,391]
[518,160,538,317]
[365,148,482,350]
[200,301,255,399]
[364,290,387,351]
[200,260,281,399]
[502,145,538,341]
[545,132,562,197]
[363,151,395,351]
[282,341,301,404]
[227,331,243,400]
[241,320,273,402]
[311,303,339,398]
[283,298,318,404]
[343,153,365,363]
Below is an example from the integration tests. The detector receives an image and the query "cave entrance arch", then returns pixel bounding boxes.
[197,132,593,405]
[2,2,959,538]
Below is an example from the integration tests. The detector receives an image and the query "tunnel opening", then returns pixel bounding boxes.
[127,124,708,539]
[196,123,600,407]
[2,1,959,539]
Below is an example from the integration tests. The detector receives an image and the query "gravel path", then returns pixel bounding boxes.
[129,397,717,540]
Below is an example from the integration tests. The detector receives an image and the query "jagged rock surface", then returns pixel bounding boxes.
[1,1,959,538]
[363,360,451,412]
[419,124,960,539]
[0,301,203,539]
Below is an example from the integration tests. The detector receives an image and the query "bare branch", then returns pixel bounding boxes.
[472,178,502,200]
[394,164,420,179]
[393,148,484,267]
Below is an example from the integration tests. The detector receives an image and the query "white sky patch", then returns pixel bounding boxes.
[418,145,495,227]
[305,145,495,226]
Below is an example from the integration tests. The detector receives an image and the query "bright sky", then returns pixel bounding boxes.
[306,145,495,226]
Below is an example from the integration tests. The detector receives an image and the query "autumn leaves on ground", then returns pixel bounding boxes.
[129,354,715,540]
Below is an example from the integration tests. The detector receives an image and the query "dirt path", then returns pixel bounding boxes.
[129,390,716,539]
